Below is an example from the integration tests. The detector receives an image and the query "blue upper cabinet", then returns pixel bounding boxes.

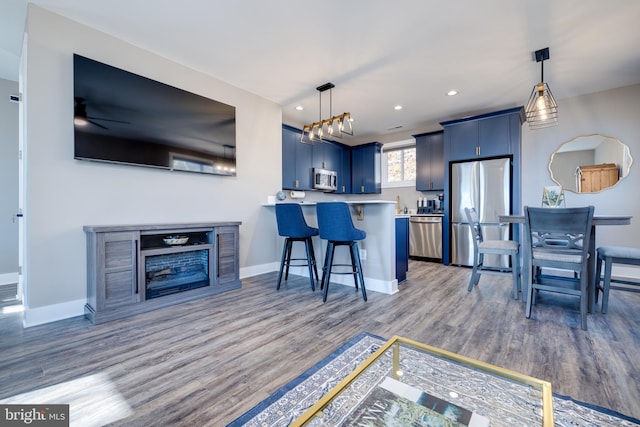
[312,139,351,193]
[442,107,525,161]
[282,125,313,190]
[312,140,340,171]
[339,146,352,194]
[282,125,351,193]
[351,142,382,194]
[311,142,325,169]
[414,131,444,191]
[325,141,351,194]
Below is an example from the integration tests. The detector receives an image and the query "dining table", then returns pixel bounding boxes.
[499,214,632,314]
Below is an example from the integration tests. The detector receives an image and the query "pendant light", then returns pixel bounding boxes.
[525,47,558,129]
[300,83,353,143]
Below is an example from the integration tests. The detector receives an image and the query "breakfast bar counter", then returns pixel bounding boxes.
[264,200,400,295]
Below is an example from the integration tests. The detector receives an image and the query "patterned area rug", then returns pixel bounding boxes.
[227,332,640,427]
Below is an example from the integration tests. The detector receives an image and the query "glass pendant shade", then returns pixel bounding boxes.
[525,82,558,129]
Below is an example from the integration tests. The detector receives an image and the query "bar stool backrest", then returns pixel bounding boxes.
[316,202,365,242]
[275,203,318,238]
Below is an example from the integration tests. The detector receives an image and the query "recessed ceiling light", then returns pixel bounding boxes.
[447,90,459,96]
[394,105,403,110]
[295,105,304,111]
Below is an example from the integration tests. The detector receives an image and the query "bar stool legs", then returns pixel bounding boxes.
[277,237,318,291]
[320,241,367,303]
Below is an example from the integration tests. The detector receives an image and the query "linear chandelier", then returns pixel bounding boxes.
[525,47,558,129]
[300,82,353,143]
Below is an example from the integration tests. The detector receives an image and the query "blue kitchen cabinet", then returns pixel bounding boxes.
[478,114,511,158]
[351,142,382,194]
[339,145,351,194]
[445,119,479,161]
[395,217,409,283]
[311,142,325,170]
[282,125,313,190]
[311,139,351,193]
[323,141,351,194]
[442,107,524,161]
[414,131,444,191]
[313,140,342,171]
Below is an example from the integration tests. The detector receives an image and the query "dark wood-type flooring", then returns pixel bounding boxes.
[1,261,639,425]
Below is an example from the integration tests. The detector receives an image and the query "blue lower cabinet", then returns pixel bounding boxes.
[395,217,409,283]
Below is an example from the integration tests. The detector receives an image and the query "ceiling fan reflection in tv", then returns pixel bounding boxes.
[73,97,130,130]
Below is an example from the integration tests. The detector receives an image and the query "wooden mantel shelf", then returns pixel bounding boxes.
[83,221,241,233]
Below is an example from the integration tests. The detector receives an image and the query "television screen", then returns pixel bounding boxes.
[73,54,236,176]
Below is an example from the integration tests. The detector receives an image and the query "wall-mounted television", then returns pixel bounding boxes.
[73,54,236,176]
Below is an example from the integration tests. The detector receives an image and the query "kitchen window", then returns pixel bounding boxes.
[382,142,416,188]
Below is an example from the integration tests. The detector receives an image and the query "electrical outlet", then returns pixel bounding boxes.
[360,249,367,260]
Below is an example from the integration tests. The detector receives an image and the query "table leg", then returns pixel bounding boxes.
[522,222,532,313]
[588,225,597,313]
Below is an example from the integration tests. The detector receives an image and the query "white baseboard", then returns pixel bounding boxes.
[0,272,19,286]
[22,299,86,328]
[284,265,399,294]
[612,265,640,280]
[240,262,279,279]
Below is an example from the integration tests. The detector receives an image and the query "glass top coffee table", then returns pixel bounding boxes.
[292,336,553,426]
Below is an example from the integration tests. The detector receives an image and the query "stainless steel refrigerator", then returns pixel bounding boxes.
[450,157,511,267]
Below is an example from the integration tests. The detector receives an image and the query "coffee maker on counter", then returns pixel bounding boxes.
[417,193,444,214]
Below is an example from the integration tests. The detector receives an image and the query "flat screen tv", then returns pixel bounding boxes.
[73,54,236,176]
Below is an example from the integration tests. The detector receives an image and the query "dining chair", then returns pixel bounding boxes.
[464,207,520,299]
[594,246,640,313]
[275,203,319,291]
[523,206,594,330]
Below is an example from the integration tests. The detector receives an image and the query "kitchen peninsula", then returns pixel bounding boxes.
[265,200,400,295]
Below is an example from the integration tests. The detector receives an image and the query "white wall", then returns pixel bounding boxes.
[22,6,281,325]
[0,78,19,284]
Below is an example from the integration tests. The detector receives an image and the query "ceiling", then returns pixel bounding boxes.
[2,1,640,144]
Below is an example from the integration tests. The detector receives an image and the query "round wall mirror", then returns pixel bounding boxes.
[548,134,633,193]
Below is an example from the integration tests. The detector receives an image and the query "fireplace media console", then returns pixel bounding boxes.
[84,222,241,324]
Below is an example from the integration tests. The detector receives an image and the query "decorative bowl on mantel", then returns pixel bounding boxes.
[163,235,189,246]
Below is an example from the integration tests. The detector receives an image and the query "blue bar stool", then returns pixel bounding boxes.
[275,203,319,291]
[316,202,367,303]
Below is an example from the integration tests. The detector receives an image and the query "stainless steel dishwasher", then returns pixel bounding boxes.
[409,215,442,260]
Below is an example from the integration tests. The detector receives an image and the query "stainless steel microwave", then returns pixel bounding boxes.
[313,168,337,191]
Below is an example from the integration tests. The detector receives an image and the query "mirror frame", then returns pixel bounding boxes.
[548,134,633,194]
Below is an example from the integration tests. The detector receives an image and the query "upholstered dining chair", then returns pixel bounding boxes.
[464,207,520,299]
[316,202,367,303]
[523,206,594,330]
[275,203,319,291]
[594,246,640,313]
